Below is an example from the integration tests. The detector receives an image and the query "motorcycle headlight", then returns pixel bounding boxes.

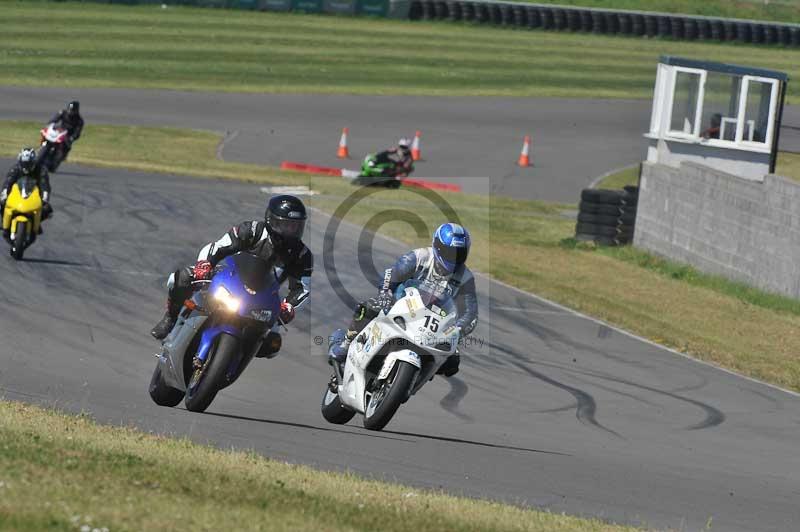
[368,160,375,167]
[213,286,241,313]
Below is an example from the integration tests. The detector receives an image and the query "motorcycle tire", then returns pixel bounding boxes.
[363,360,417,431]
[11,222,26,261]
[580,189,624,205]
[578,201,622,216]
[320,380,356,424]
[149,363,185,407]
[185,333,239,413]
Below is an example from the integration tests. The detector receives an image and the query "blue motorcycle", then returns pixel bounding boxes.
[149,253,283,412]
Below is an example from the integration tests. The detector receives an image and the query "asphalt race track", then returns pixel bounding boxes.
[1,159,799,531]
[0,86,657,202]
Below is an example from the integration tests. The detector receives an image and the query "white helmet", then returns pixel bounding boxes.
[17,147,36,174]
[398,138,411,151]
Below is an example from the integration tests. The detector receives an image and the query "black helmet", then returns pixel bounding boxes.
[17,147,36,175]
[265,195,307,242]
[67,101,80,116]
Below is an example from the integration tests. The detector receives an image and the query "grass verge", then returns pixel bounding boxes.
[2,119,800,391]
[3,2,800,101]
[0,400,638,532]
[592,164,640,190]
[596,152,800,189]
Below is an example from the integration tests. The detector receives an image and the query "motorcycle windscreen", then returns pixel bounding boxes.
[19,176,37,199]
[403,279,457,317]
[230,253,274,292]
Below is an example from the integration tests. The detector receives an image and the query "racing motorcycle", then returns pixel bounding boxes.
[149,252,284,413]
[321,279,460,431]
[36,122,70,172]
[2,175,44,260]
[354,153,412,188]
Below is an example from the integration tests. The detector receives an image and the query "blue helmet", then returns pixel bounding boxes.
[432,223,470,275]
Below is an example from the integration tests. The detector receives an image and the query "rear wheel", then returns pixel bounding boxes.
[320,377,356,424]
[363,361,417,431]
[149,363,184,407]
[185,333,239,413]
[11,222,26,261]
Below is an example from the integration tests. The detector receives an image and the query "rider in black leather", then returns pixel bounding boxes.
[150,195,313,341]
[1,148,53,238]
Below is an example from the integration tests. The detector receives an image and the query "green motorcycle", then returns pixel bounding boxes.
[353,152,412,188]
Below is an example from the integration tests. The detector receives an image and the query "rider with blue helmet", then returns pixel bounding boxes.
[330,222,478,377]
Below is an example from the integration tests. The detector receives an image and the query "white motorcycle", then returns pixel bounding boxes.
[321,279,460,431]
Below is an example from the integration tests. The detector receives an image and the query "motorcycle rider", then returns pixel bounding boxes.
[150,195,314,351]
[330,222,477,377]
[1,148,52,239]
[373,138,414,177]
[47,100,84,161]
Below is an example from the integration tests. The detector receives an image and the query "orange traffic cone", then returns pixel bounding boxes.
[411,130,422,161]
[337,127,349,159]
[517,135,531,166]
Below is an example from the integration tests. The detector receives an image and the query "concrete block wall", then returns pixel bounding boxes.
[635,161,800,299]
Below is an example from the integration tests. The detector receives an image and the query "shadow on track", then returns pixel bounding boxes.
[22,257,87,267]
[381,428,571,456]
[201,410,413,442]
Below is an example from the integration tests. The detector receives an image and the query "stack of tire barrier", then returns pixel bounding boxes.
[408,1,800,47]
[576,186,638,246]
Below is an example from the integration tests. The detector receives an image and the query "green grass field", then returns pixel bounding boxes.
[529,0,800,23]
[3,119,799,392]
[0,400,640,532]
[2,1,800,100]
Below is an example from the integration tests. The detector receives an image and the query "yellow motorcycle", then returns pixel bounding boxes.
[2,176,43,260]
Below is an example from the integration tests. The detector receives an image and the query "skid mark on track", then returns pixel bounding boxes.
[532,358,726,431]
[508,359,622,439]
[439,377,474,422]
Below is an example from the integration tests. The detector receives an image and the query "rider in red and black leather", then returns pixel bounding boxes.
[48,101,84,160]
[150,195,313,342]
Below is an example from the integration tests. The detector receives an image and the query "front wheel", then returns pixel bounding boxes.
[321,378,356,425]
[149,363,184,407]
[11,222,26,261]
[363,361,417,431]
[185,333,239,413]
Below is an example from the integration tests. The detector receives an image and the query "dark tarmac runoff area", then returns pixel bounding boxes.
[0,158,799,531]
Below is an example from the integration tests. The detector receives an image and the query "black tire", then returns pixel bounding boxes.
[149,363,185,407]
[577,212,619,226]
[575,222,618,237]
[580,189,624,205]
[363,360,417,431]
[11,222,26,261]
[185,333,239,413]
[619,212,637,225]
[320,381,356,425]
[578,201,621,216]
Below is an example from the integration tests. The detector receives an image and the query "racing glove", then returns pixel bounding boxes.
[279,299,295,324]
[42,191,50,204]
[192,260,213,281]
[376,290,395,313]
[0,189,7,203]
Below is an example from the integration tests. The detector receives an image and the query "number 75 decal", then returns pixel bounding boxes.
[423,314,439,332]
